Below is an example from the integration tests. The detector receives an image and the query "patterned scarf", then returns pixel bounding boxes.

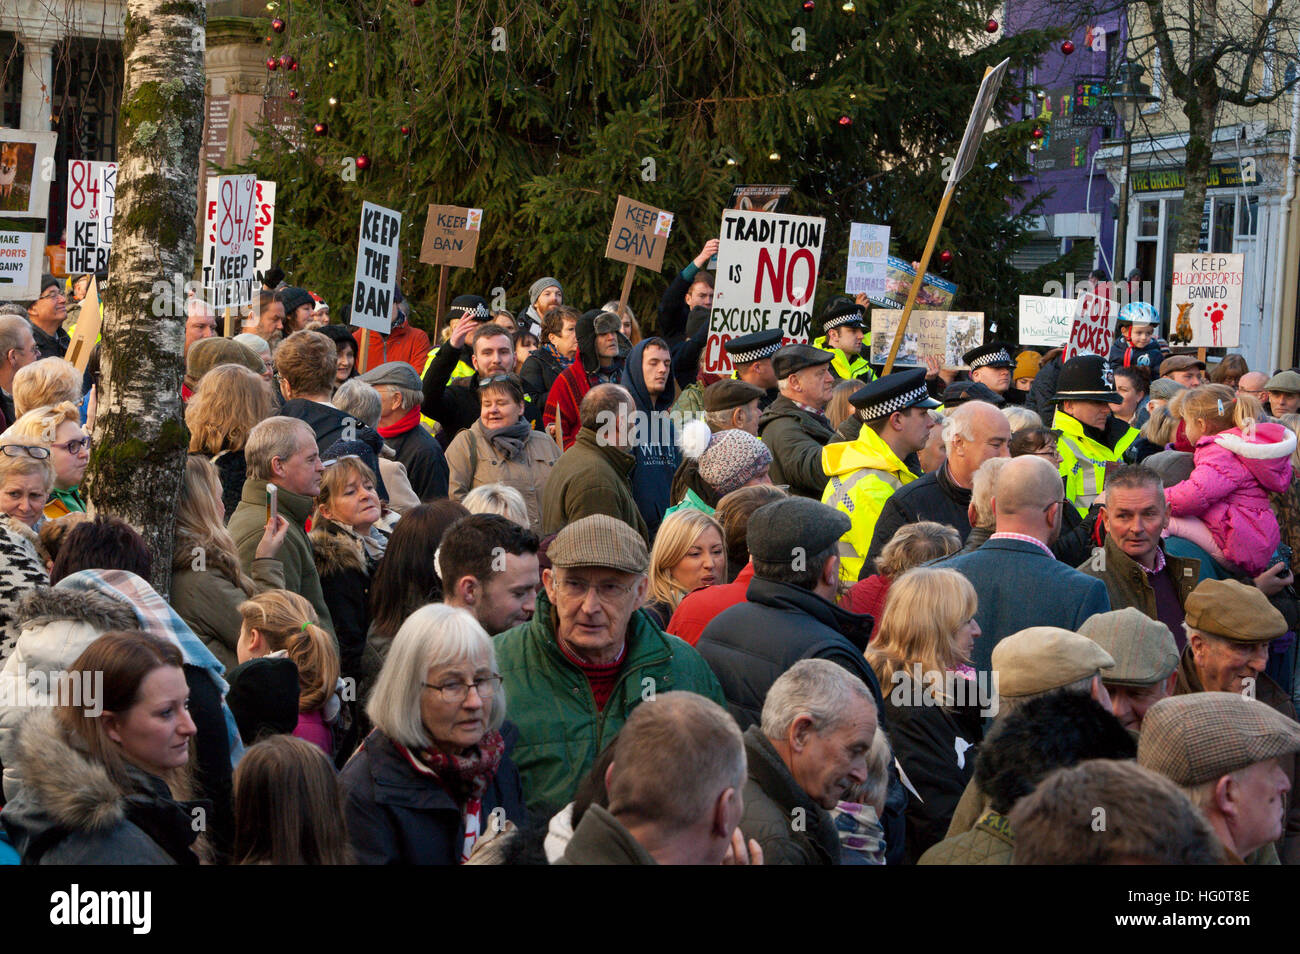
[541,341,572,370]
[404,730,506,863]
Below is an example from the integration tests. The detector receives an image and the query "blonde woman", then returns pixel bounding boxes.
[865,566,983,862]
[170,455,289,669]
[825,378,862,432]
[185,364,273,519]
[237,590,345,758]
[462,483,530,528]
[642,509,726,629]
[3,402,88,519]
[11,357,81,418]
[0,437,53,664]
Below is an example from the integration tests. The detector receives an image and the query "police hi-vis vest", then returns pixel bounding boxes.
[813,335,876,382]
[1052,409,1138,515]
[821,426,916,582]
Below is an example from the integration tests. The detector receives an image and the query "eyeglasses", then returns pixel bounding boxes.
[1032,448,1062,463]
[51,436,91,454]
[421,674,502,705]
[0,444,50,460]
[37,288,66,302]
[554,575,637,602]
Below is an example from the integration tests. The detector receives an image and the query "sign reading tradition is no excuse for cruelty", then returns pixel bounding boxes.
[351,202,402,334]
[1169,254,1244,348]
[706,209,825,374]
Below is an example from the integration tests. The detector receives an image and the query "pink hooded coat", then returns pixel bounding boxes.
[1165,422,1297,575]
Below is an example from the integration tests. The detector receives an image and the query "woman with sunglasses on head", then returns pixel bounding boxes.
[3,402,89,520]
[0,437,54,664]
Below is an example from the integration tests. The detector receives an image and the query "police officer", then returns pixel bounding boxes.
[1050,355,1139,515]
[815,298,876,382]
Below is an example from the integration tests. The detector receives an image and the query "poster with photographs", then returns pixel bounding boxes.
[0,130,57,219]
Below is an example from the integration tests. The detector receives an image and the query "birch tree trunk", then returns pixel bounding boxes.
[86,0,207,595]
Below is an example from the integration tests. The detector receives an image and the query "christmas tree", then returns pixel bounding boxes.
[239,0,1075,336]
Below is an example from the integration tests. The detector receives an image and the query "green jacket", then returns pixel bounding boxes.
[672,382,705,420]
[759,396,838,499]
[556,804,657,865]
[918,809,1015,865]
[541,427,648,543]
[227,478,335,639]
[1076,536,1200,622]
[495,591,725,815]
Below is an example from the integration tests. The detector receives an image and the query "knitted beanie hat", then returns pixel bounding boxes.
[698,428,773,495]
[529,277,562,304]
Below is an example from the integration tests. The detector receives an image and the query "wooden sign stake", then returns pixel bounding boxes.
[358,329,372,374]
[1197,346,1207,365]
[617,263,636,317]
[883,189,954,376]
[433,264,450,342]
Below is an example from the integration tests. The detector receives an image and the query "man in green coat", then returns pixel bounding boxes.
[495,514,725,815]
[758,344,838,499]
[227,416,335,638]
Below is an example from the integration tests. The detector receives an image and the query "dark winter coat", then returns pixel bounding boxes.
[339,725,526,865]
[519,348,567,427]
[1,710,205,864]
[541,427,648,543]
[759,396,837,499]
[865,462,973,571]
[279,398,389,500]
[309,519,375,682]
[739,726,840,865]
[621,338,681,540]
[556,804,657,865]
[209,449,248,521]
[656,265,698,345]
[421,341,486,446]
[383,422,450,501]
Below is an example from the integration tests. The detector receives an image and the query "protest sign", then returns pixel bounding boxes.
[65,276,100,372]
[867,256,957,310]
[870,310,983,369]
[66,159,116,273]
[1169,253,1244,348]
[0,129,56,219]
[604,195,672,272]
[845,223,890,298]
[1019,295,1076,346]
[96,164,116,252]
[210,174,259,312]
[0,231,40,300]
[705,209,825,375]
[1064,290,1117,360]
[419,204,483,269]
[351,201,402,337]
[202,178,275,304]
[729,185,791,212]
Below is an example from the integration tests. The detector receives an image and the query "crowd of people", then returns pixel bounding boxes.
[0,251,1296,867]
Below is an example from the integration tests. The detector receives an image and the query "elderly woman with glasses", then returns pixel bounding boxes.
[3,402,89,519]
[0,438,54,664]
[340,603,524,864]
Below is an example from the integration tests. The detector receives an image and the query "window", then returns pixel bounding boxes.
[1138,201,1160,237]
[1212,198,1235,253]
[1238,196,1259,236]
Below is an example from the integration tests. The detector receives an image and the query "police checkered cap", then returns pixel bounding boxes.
[856,383,929,422]
[729,341,781,363]
[446,295,491,323]
[969,348,1012,369]
[823,310,865,332]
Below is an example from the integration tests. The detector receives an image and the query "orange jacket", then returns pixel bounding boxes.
[353,323,431,373]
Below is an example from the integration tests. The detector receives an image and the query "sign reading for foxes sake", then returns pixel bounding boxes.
[419,204,483,269]
[604,195,673,272]
[1064,290,1117,360]
[351,202,402,334]
[1169,253,1244,348]
[705,209,825,375]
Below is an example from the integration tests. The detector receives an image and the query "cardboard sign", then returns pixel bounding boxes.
[1169,253,1245,348]
[845,223,890,297]
[210,174,259,310]
[202,178,275,296]
[1064,290,1117,360]
[867,256,957,310]
[705,209,825,375]
[0,231,40,300]
[66,160,116,273]
[65,276,100,372]
[950,58,1011,187]
[419,204,483,269]
[0,129,57,219]
[351,201,402,334]
[1019,295,1076,346]
[604,195,673,272]
[870,310,983,369]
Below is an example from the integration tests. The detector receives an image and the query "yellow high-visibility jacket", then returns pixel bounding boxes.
[813,334,876,382]
[821,426,916,582]
[1053,408,1138,515]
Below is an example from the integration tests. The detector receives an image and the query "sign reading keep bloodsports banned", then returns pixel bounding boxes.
[705,209,825,375]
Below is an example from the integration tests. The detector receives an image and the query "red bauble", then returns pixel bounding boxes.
[313,122,328,136]
[1061,40,1075,54]
[1031,126,1044,139]
[278,53,293,69]
[356,154,371,170]
[266,57,279,71]
[1010,95,1021,105]
[288,89,299,100]
[400,125,411,136]
[802,0,814,9]
[411,0,426,5]
[838,115,851,126]
[289,60,299,71]
[986,18,998,32]
[271,17,286,33]
[939,250,953,264]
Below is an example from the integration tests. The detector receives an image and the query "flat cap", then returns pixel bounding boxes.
[771,343,834,380]
[1265,370,1300,394]
[702,379,765,413]
[1160,354,1206,376]
[1148,377,1186,401]
[747,498,850,565]
[1079,608,1179,687]
[547,514,648,575]
[940,380,1006,408]
[360,360,423,391]
[725,329,783,364]
[991,626,1115,699]
[852,367,941,420]
[1184,578,1287,643]
[963,342,1013,369]
[1138,692,1300,786]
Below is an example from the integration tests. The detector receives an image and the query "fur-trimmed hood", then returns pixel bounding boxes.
[310,519,368,578]
[6,708,126,835]
[16,584,137,634]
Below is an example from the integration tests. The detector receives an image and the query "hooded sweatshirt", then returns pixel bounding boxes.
[621,338,681,540]
[543,311,629,450]
[1166,421,1297,575]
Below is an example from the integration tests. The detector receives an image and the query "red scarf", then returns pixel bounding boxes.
[377,406,422,439]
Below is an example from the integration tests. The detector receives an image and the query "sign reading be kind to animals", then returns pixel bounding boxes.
[1169,253,1244,348]
[706,209,825,375]
[604,195,673,272]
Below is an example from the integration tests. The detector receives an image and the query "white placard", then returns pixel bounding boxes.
[705,209,825,375]
[96,164,116,251]
[211,174,258,310]
[1169,253,1245,348]
[845,223,890,297]
[1064,290,1117,360]
[202,178,276,297]
[65,159,116,274]
[1018,295,1076,346]
[350,201,402,334]
[0,231,40,300]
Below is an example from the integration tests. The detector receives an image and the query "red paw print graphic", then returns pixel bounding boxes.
[1204,304,1227,346]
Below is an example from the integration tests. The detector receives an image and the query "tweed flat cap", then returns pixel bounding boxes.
[1148,377,1186,401]
[747,498,849,565]
[1080,608,1179,687]
[1160,354,1206,376]
[360,360,423,391]
[1138,692,1300,786]
[702,379,765,413]
[1184,579,1287,643]
[771,343,835,380]
[547,514,648,574]
[1265,370,1300,394]
[991,626,1115,699]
